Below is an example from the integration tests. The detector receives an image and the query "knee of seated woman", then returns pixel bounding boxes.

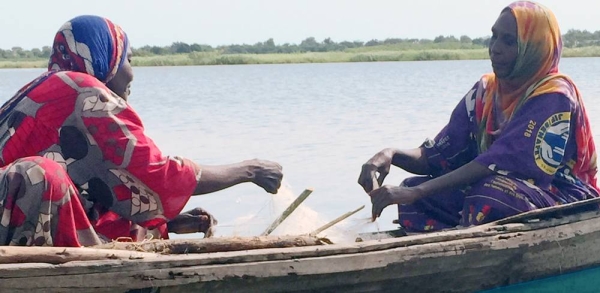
[463,174,543,219]
[466,174,529,198]
[7,156,71,187]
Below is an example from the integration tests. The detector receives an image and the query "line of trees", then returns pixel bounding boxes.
[134,36,490,56]
[2,29,599,59]
[0,46,52,59]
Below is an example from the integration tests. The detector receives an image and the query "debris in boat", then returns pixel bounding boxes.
[355,228,408,242]
[309,205,365,237]
[93,235,330,254]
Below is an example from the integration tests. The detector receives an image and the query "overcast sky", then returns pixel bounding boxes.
[1,0,599,49]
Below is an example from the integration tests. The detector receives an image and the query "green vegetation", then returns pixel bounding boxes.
[561,46,600,58]
[129,49,491,67]
[2,29,600,68]
[0,59,46,69]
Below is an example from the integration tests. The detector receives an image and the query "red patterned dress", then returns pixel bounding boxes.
[0,71,200,246]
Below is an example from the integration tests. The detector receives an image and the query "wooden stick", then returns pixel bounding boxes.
[309,205,365,237]
[373,175,381,190]
[0,246,160,265]
[370,175,381,222]
[93,235,328,254]
[261,188,313,236]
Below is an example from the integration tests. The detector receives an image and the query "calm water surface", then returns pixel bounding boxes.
[1,58,600,237]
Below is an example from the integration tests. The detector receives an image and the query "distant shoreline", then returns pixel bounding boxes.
[2,47,599,69]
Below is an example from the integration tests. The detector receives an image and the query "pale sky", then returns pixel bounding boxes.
[1,0,599,50]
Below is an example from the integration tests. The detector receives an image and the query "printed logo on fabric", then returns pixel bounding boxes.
[533,112,571,175]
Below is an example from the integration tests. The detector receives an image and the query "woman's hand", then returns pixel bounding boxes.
[167,207,218,237]
[369,185,423,221]
[358,148,396,193]
[247,159,283,194]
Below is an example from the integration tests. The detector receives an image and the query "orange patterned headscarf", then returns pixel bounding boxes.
[476,1,598,189]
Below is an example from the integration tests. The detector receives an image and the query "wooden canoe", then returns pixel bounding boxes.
[1,198,600,293]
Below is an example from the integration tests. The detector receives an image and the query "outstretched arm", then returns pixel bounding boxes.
[174,159,282,236]
[194,159,283,195]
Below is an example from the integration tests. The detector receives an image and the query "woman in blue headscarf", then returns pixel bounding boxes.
[0,15,283,246]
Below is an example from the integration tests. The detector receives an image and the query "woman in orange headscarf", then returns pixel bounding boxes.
[358,1,598,232]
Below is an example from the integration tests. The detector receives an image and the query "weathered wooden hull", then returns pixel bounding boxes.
[1,199,600,293]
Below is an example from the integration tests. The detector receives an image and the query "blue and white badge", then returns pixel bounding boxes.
[534,112,571,175]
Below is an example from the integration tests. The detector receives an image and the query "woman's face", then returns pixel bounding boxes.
[106,48,134,100]
[489,10,519,79]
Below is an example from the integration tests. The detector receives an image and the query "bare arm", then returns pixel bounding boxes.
[390,147,430,175]
[358,147,430,192]
[168,159,282,236]
[193,162,252,195]
[414,160,492,197]
[193,159,283,195]
[370,160,494,219]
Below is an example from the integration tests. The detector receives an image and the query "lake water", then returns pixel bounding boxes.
[1,58,600,241]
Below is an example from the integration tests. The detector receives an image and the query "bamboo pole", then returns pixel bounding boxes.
[309,205,365,237]
[261,188,313,236]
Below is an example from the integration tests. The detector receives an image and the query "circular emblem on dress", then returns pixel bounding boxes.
[533,112,570,175]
